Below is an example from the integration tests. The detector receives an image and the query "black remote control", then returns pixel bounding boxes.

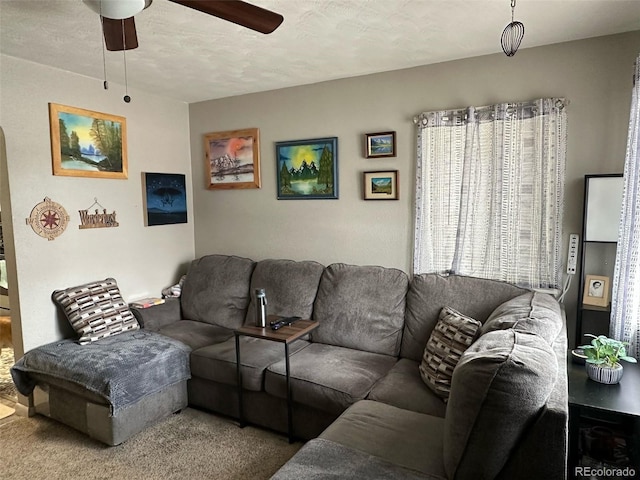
[270,316,301,330]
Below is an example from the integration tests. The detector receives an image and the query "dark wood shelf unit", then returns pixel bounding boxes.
[575,174,623,348]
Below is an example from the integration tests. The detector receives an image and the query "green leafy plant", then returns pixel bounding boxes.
[579,334,637,367]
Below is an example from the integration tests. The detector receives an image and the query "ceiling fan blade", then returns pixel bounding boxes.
[169,0,283,34]
[102,16,139,51]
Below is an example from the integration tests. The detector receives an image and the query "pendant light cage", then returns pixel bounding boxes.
[501,0,525,57]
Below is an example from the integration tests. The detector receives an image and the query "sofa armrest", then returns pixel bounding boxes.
[131,297,181,331]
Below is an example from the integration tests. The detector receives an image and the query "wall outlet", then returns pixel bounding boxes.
[567,233,579,274]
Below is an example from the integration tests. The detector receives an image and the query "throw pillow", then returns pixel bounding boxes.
[52,278,139,344]
[419,306,481,402]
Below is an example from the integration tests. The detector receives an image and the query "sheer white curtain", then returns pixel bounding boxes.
[413,98,567,289]
[611,55,640,358]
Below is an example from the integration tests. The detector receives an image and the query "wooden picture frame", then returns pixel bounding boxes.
[276,137,338,200]
[364,131,396,158]
[49,103,127,179]
[204,128,261,189]
[363,170,399,200]
[582,274,610,307]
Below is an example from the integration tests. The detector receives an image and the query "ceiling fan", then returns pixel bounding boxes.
[84,0,284,51]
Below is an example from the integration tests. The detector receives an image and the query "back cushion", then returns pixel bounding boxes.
[312,263,408,356]
[244,258,324,325]
[181,254,256,329]
[401,274,527,362]
[443,329,557,479]
[481,291,563,344]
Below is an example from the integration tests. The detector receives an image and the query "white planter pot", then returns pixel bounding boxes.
[585,362,624,384]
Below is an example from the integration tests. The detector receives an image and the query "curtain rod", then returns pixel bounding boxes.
[413,98,569,124]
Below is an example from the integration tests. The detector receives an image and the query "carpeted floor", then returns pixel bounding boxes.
[0,407,302,479]
[0,346,17,402]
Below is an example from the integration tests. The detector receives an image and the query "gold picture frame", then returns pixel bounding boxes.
[49,103,127,179]
[582,274,610,307]
[204,128,261,189]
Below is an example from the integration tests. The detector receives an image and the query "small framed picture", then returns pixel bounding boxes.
[364,131,396,158]
[582,274,610,307]
[363,170,399,200]
[142,172,187,226]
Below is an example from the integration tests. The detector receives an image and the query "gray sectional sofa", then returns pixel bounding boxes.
[132,254,568,479]
[14,253,568,478]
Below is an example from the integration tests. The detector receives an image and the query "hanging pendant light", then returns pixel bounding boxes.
[501,0,525,57]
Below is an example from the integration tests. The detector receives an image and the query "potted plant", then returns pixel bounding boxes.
[579,334,637,384]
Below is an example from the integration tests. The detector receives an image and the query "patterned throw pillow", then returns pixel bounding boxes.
[419,306,481,402]
[52,278,139,344]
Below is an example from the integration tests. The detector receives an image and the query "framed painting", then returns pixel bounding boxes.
[142,172,187,226]
[49,103,127,179]
[204,128,261,189]
[276,137,338,200]
[582,274,610,308]
[363,170,399,200]
[364,131,396,158]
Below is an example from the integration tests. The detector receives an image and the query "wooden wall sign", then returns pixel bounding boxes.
[26,197,70,241]
[78,198,119,229]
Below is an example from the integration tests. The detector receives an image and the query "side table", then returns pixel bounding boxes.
[567,355,640,479]
[234,315,319,443]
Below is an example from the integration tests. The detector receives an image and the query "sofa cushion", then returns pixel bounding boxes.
[401,274,527,362]
[244,258,324,326]
[481,291,563,344]
[181,254,256,329]
[443,329,557,479]
[311,263,408,356]
[190,336,310,391]
[52,278,139,344]
[157,320,234,350]
[419,307,481,402]
[272,438,438,480]
[367,358,446,417]
[320,400,447,478]
[10,330,190,413]
[264,343,397,415]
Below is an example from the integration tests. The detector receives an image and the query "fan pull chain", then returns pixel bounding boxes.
[99,8,108,90]
[121,19,131,103]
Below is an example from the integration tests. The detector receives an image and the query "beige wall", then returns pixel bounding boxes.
[2,31,637,355]
[189,31,640,344]
[0,55,195,354]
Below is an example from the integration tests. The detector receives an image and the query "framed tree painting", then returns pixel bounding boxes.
[49,103,127,179]
[204,128,261,189]
[276,137,338,199]
[143,172,188,226]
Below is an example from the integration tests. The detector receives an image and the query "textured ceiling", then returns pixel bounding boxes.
[1,0,640,103]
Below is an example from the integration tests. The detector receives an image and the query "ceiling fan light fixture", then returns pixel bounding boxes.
[83,0,149,20]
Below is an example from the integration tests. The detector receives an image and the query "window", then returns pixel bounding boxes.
[413,98,567,289]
